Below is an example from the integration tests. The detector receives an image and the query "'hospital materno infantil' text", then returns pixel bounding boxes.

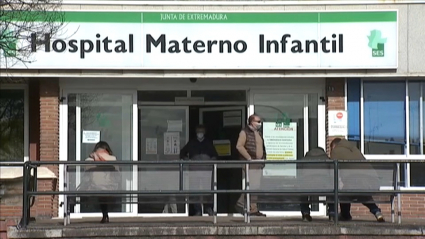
[30,33,344,59]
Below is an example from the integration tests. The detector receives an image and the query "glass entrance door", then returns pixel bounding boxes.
[138,106,189,215]
[252,92,324,216]
[67,92,136,216]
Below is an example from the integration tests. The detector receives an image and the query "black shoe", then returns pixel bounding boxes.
[100,216,109,223]
[250,211,266,217]
[302,213,313,222]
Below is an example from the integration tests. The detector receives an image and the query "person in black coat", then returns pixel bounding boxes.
[180,125,218,216]
[297,147,332,222]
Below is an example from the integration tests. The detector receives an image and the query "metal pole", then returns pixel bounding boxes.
[17,163,29,229]
[63,164,68,226]
[179,162,184,191]
[397,163,401,224]
[179,162,187,216]
[391,163,396,223]
[333,160,339,226]
[213,163,217,225]
[245,162,250,224]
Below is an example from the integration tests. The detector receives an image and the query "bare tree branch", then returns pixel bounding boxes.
[0,0,64,69]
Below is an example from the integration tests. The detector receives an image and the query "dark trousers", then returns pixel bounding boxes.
[100,204,108,217]
[300,196,311,214]
[328,196,381,217]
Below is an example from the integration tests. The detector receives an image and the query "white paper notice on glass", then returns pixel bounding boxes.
[262,122,297,177]
[146,138,157,155]
[82,131,101,144]
[167,120,183,132]
[164,132,180,155]
[328,110,348,137]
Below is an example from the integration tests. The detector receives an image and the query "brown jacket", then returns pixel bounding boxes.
[330,139,380,190]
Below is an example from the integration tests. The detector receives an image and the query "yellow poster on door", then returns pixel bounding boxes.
[213,140,231,156]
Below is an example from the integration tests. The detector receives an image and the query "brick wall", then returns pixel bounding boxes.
[325,78,345,152]
[1,79,59,239]
[39,79,60,218]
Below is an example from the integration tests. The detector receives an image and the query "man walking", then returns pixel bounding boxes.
[235,114,266,217]
[329,138,385,222]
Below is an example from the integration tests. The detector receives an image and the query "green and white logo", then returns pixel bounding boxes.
[275,113,290,127]
[0,29,17,57]
[368,29,387,57]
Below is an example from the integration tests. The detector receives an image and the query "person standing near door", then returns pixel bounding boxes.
[180,125,219,216]
[235,114,266,217]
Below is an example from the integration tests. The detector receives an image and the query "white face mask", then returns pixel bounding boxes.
[255,123,262,130]
[197,133,204,139]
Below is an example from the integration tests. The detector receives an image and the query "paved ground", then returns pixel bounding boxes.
[8,216,425,238]
[19,215,416,227]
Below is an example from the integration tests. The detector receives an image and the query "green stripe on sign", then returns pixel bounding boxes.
[64,12,142,23]
[2,11,397,23]
[319,11,397,23]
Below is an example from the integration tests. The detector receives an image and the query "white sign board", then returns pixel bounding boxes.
[262,122,297,177]
[328,110,348,137]
[1,11,397,70]
[146,138,158,155]
[82,131,100,144]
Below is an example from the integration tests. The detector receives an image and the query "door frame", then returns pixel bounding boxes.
[249,89,327,217]
[199,106,246,217]
[59,89,139,219]
[199,106,247,128]
[138,105,190,217]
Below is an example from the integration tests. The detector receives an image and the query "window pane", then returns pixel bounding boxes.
[0,89,25,161]
[409,81,421,155]
[347,79,361,149]
[363,81,406,155]
[410,163,425,187]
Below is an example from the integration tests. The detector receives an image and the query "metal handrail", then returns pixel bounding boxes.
[11,159,413,229]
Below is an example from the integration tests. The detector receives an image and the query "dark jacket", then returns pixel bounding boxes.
[297,147,333,190]
[180,138,218,160]
[330,139,380,190]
